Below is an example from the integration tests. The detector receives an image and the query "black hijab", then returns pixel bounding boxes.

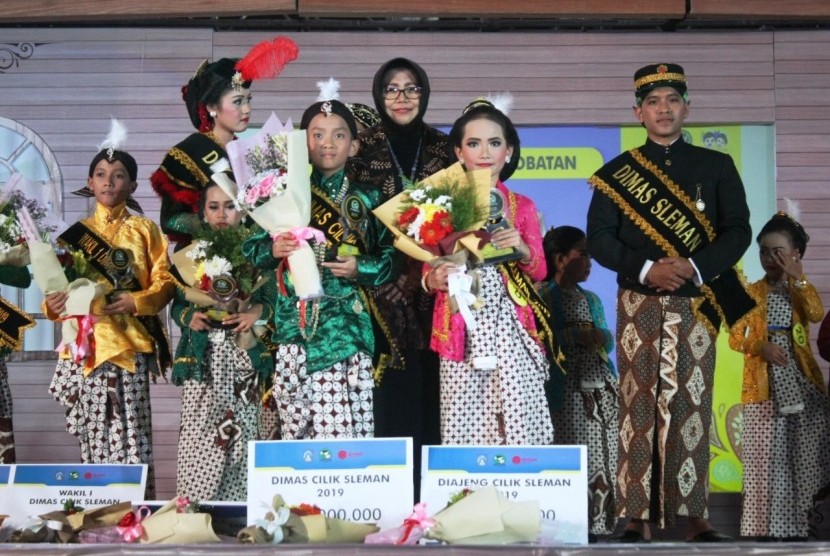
[372,58,432,180]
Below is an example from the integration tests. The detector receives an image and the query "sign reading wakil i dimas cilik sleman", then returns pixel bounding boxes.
[0,464,147,518]
[247,438,413,530]
[421,445,588,543]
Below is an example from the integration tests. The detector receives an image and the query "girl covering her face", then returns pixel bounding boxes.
[729,210,830,540]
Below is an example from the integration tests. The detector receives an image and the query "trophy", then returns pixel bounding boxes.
[205,274,242,328]
[337,194,369,258]
[106,247,136,302]
[479,188,523,265]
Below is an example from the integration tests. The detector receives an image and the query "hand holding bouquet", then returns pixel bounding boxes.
[171,225,259,326]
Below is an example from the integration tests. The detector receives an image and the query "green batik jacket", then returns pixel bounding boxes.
[242,169,400,373]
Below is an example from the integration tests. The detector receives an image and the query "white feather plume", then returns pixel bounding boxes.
[316,78,341,102]
[784,197,801,222]
[486,91,514,116]
[210,158,230,175]
[96,117,128,153]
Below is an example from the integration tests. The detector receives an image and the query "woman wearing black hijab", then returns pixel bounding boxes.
[348,58,452,471]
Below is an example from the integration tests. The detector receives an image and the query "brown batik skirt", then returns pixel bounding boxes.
[49,354,156,499]
[615,290,715,528]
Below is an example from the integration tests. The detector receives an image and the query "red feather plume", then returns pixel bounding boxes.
[236,36,299,82]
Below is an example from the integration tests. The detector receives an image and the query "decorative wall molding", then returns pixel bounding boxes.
[0,42,36,73]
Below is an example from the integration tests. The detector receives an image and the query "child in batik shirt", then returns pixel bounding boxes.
[243,98,398,439]
[730,211,830,540]
[45,144,174,498]
[540,225,618,538]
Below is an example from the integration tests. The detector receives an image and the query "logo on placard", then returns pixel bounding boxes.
[69,471,80,480]
[476,455,487,467]
[493,455,506,466]
[55,472,64,481]
[337,450,364,460]
[319,449,332,461]
[303,450,313,463]
[511,454,538,465]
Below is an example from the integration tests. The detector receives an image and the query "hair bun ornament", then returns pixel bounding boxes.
[782,197,801,224]
[316,77,341,102]
[780,197,810,243]
[97,117,128,160]
[462,91,514,116]
[235,36,300,83]
[486,91,514,116]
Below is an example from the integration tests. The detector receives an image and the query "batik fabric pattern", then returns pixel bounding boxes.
[615,290,715,528]
[49,355,157,499]
[0,358,14,463]
[731,279,830,538]
[543,283,619,535]
[176,328,263,501]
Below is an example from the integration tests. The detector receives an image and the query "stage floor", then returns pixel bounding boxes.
[2,541,830,555]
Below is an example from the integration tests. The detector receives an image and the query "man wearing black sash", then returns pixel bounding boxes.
[587,63,754,542]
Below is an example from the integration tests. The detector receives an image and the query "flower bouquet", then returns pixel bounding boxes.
[0,173,63,266]
[8,500,135,544]
[364,502,434,545]
[374,163,491,330]
[373,162,490,263]
[171,225,259,327]
[18,205,107,372]
[213,112,323,299]
[139,497,220,544]
[238,495,379,544]
[364,488,541,545]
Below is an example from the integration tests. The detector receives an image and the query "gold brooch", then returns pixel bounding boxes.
[231,70,245,92]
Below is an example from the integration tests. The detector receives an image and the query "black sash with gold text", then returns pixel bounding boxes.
[0,295,34,352]
[499,261,563,374]
[310,186,368,256]
[310,186,403,382]
[59,222,173,372]
[162,132,226,190]
[589,148,756,331]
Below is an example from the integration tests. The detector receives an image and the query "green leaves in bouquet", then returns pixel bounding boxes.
[194,225,258,297]
[400,177,486,233]
[60,246,103,283]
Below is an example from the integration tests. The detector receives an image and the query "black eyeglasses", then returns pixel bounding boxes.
[382,86,423,100]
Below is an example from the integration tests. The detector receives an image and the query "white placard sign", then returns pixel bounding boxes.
[421,445,588,544]
[0,464,12,515]
[248,438,412,530]
[3,464,147,518]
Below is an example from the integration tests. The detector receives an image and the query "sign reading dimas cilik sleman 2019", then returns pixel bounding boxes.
[247,438,413,530]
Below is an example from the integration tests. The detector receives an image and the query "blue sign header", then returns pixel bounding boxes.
[254,439,409,470]
[425,446,582,474]
[13,464,145,486]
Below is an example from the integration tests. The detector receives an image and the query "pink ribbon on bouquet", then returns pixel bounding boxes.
[270,227,325,247]
[397,502,434,544]
[57,314,97,364]
[116,506,151,542]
